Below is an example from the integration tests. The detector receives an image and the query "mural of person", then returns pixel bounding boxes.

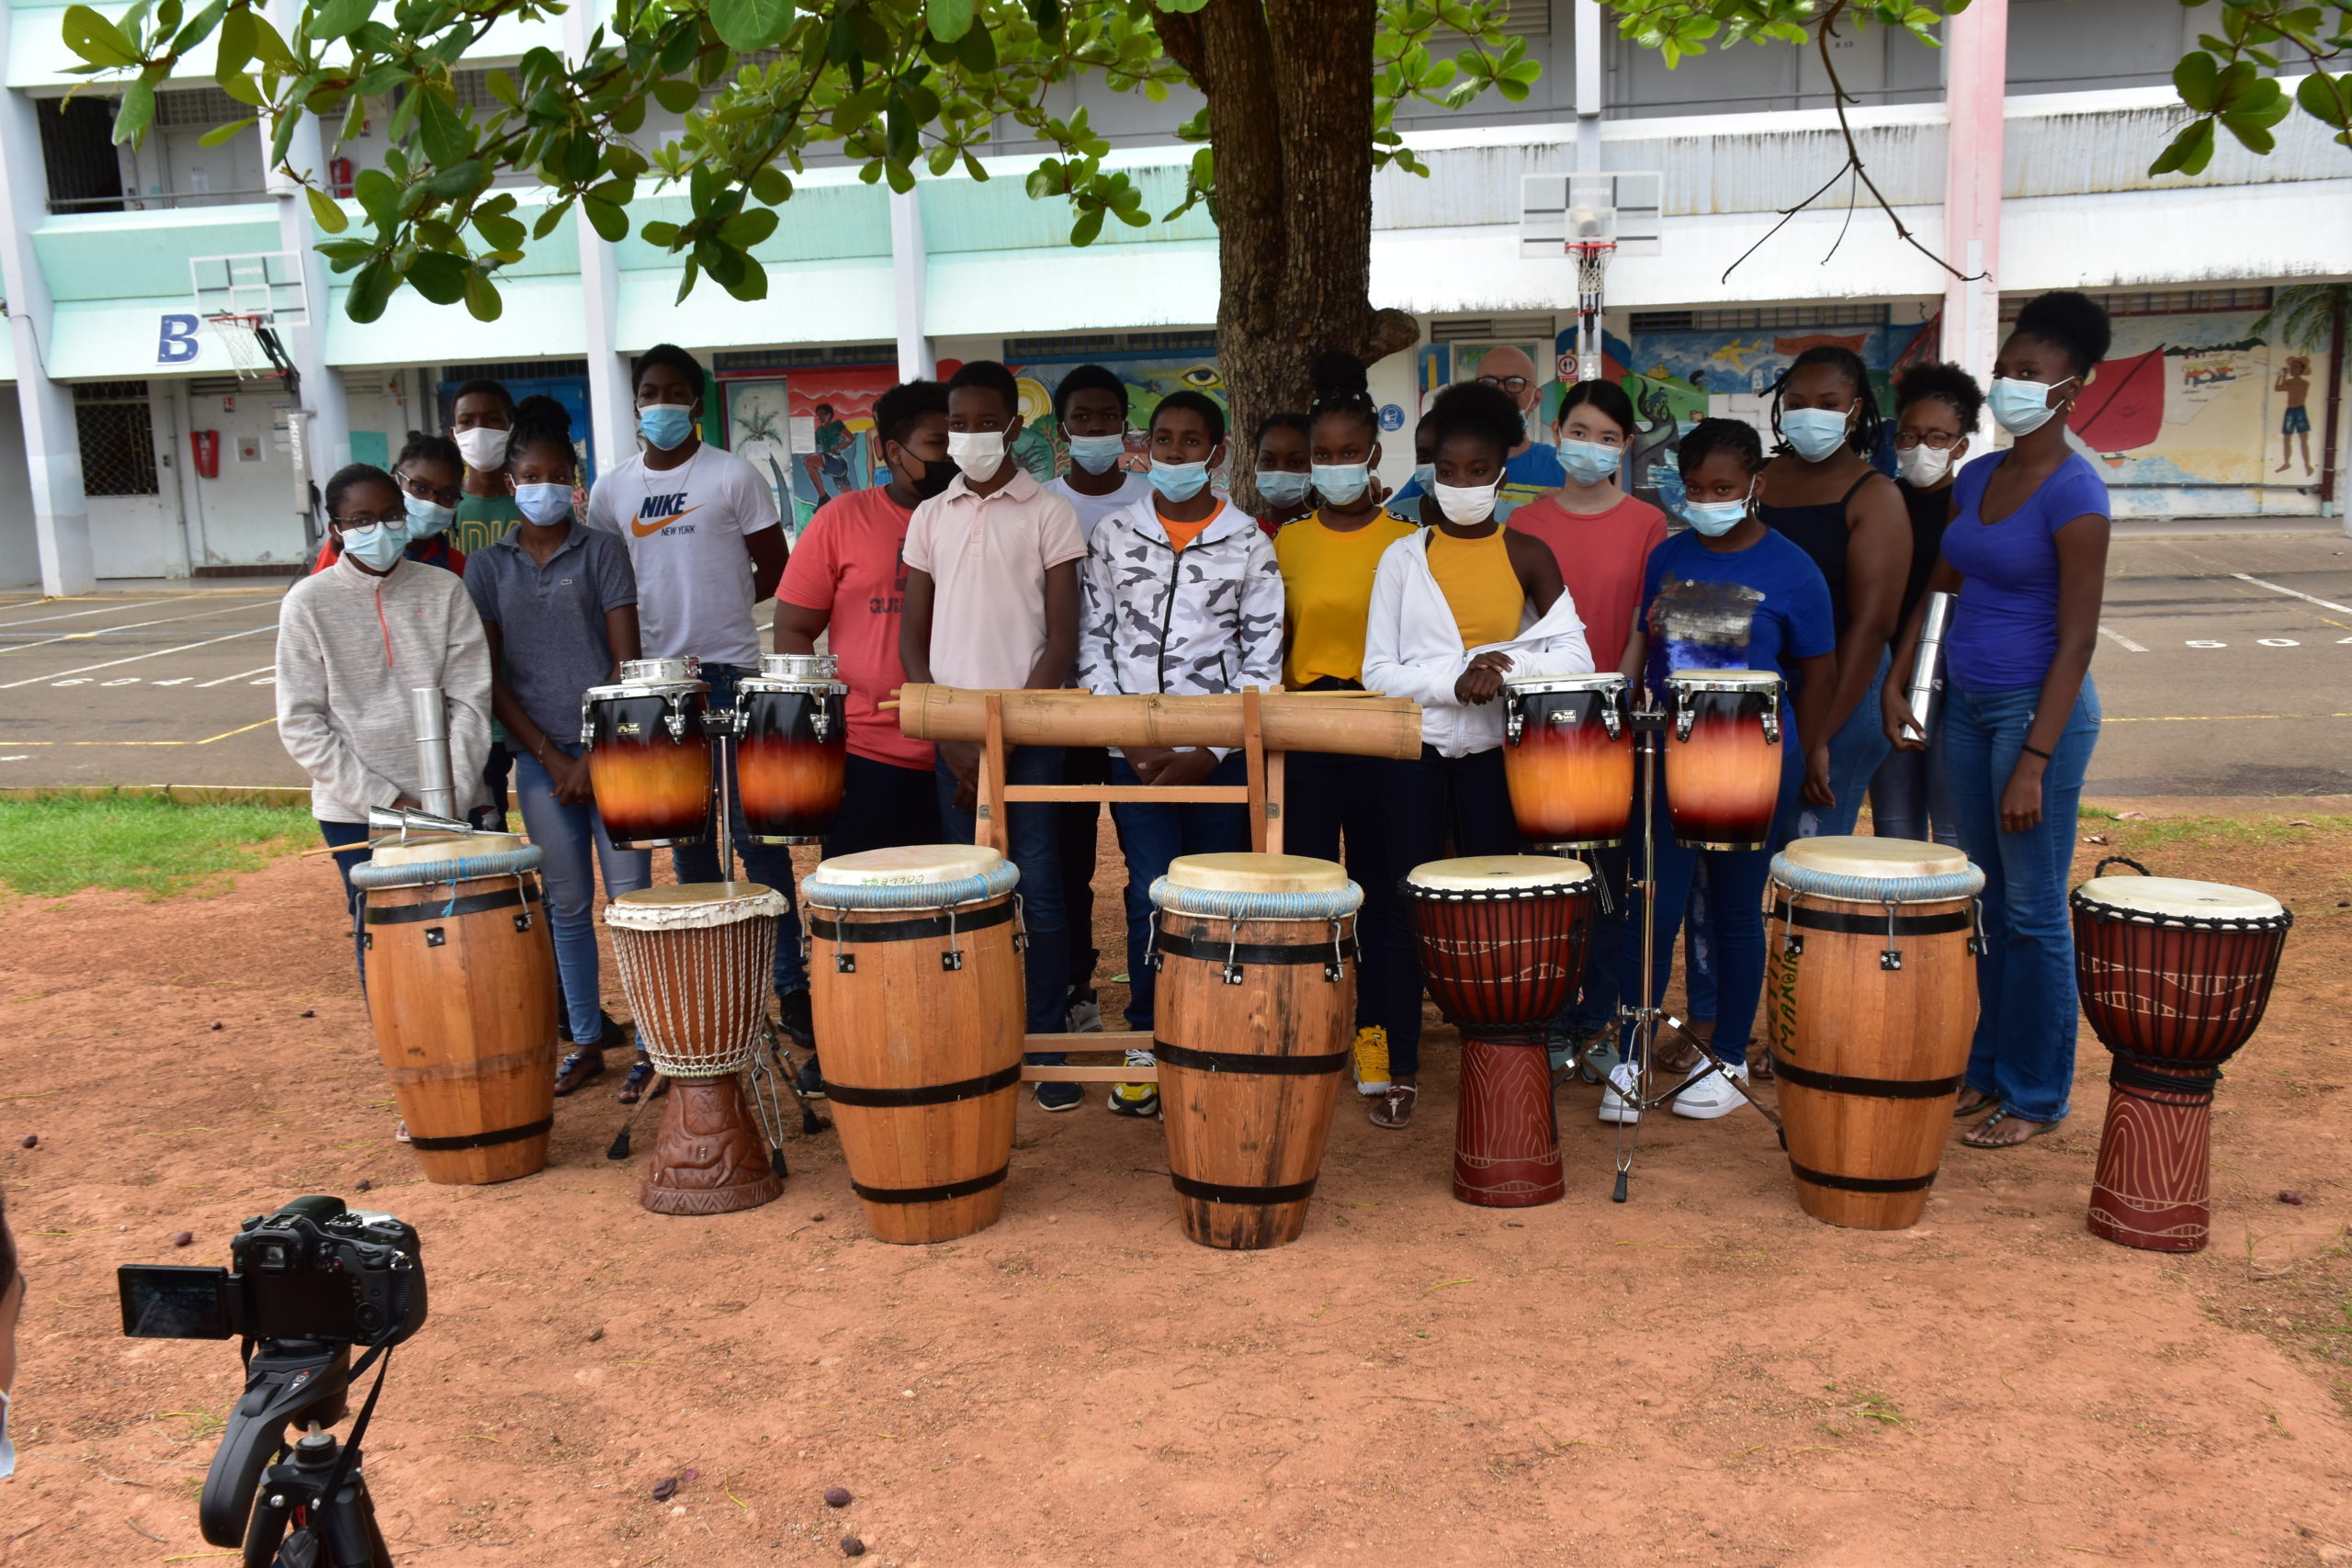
[2278,355,2313,476]
[805,401,854,499]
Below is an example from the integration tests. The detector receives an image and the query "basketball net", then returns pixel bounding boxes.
[1571,241,1614,384]
[204,312,275,380]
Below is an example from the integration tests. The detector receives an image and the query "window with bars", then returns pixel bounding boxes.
[74,383,160,498]
[1999,288,2272,320]
[715,344,899,373]
[38,96,125,213]
[1628,304,1894,335]
[155,86,250,130]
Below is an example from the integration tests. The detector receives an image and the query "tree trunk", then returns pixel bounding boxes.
[1159,0,1421,509]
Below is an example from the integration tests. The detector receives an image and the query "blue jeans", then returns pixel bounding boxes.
[1109,752,1251,1030]
[673,662,808,999]
[827,751,944,859]
[1374,747,1520,1077]
[1773,647,1892,845]
[515,744,652,1043]
[320,819,373,986]
[1942,678,2100,1124]
[1683,739,1804,1025]
[937,744,1069,1037]
[1284,745,1391,1030]
[1867,708,1959,846]
[1614,780,1772,1065]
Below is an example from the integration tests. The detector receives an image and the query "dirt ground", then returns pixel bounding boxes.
[3,815,2350,1567]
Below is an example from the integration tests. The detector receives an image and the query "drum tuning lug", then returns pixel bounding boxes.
[1221,964,1245,987]
[834,953,856,974]
[941,950,965,973]
[1880,950,1903,971]
[1505,708,1524,744]
[1761,707,1782,746]
[1783,933,1803,955]
[810,708,832,743]
[514,913,531,932]
[1601,707,1623,740]
[1324,961,1343,983]
[1674,705,1696,743]
[425,928,447,947]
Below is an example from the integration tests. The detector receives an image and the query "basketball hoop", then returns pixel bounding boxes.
[1571,241,1616,383]
[205,312,277,381]
[1519,173,1662,386]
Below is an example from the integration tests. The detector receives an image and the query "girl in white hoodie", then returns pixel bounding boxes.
[1359,381,1593,1130]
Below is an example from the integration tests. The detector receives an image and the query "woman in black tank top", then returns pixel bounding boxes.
[1756,345,1912,841]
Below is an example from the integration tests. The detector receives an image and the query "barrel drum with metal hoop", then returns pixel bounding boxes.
[1150,854,1363,1250]
[1765,837,1985,1230]
[1501,672,1634,848]
[605,883,788,1216]
[804,847,1026,1245]
[1402,856,1594,1208]
[736,652,850,844]
[2073,860,2292,1253]
[1664,669,1783,851]
[352,831,560,1185]
[579,657,713,849]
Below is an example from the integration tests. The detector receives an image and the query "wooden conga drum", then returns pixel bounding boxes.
[1402,856,1593,1208]
[579,657,713,849]
[2074,859,2291,1253]
[1150,854,1363,1249]
[736,652,849,844]
[803,847,1025,1244]
[1766,837,1984,1229]
[1665,670,1783,851]
[605,883,787,1216]
[1502,673,1634,848]
[352,831,560,1184]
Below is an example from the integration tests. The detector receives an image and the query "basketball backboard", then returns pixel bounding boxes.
[1520,172,1664,258]
[190,253,311,327]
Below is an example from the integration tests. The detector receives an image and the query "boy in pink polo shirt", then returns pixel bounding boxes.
[899,360,1089,1110]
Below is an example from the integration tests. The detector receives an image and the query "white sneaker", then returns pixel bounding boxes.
[1066,996,1103,1033]
[1671,1057,1749,1121]
[1598,1061,1642,1124]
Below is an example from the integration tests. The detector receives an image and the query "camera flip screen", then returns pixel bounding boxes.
[118,1266,234,1340]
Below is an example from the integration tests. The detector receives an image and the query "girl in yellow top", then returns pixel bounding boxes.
[1275,354,1418,1100]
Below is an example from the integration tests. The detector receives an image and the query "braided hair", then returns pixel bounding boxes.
[504,394,577,477]
[1770,344,1883,458]
[1306,351,1379,441]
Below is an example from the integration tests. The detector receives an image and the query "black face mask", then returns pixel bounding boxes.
[893,446,957,501]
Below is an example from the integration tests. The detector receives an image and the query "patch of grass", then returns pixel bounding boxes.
[2077,807,2352,855]
[0,794,315,898]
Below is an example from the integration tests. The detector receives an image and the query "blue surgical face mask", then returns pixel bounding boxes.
[1256,468,1312,508]
[1682,488,1754,537]
[1559,437,1623,487]
[1148,459,1211,503]
[514,482,575,526]
[639,403,695,451]
[401,493,455,540]
[1989,375,2074,436]
[1410,463,1436,496]
[1066,433,1127,476]
[1309,462,1369,506]
[338,519,410,570]
[1781,406,1855,463]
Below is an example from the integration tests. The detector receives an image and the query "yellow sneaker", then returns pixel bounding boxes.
[1352,1025,1391,1098]
[1106,1047,1160,1118]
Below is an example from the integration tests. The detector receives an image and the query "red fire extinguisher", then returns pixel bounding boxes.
[190,430,220,479]
[329,157,355,199]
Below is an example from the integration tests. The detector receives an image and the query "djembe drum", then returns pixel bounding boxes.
[1501,673,1634,848]
[736,652,849,844]
[803,847,1026,1244]
[605,883,787,1215]
[579,658,713,849]
[1766,836,1985,1230]
[1664,670,1783,850]
[352,830,560,1184]
[1150,853,1363,1249]
[2073,858,2292,1253]
[1402,857,1594,1207]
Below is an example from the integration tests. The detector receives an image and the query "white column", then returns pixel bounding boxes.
[1939,0,2007,414]
[1574,0,1604,175]
[564,2,632,475]
[268,0,349,492]
[889,188,933,382]
[0,79,96,594]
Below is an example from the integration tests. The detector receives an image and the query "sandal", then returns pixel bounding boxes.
[554,1048,606,1098]
[1370,1083,1419,1130]
[393,1119,411,1145]
[1952,1088,1999,1120]
[1962,1108,2063,1148]
[616,1054,658,1105]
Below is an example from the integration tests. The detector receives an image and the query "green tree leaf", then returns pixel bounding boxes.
[711,0,796,52]
[2173,49,2221,111]
[347,257,395,323]
[307,0,372,40]
[199,113,257,147]
[112,77,157,145]
[463,269,503,322]
[406,249,469,305]
[416,90,471,168]
[927,0,974,42]
[582,195,629,241]
[61,5,141,67]
[305,184,349,232]
[2298,70,2349,130]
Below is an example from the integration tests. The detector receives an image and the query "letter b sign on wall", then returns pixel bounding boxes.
[157,313,203,366]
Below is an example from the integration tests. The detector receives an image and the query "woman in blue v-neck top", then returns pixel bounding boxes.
[1883,290,2115,1151]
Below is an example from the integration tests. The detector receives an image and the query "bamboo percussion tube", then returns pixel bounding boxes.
[895,685,1425,761]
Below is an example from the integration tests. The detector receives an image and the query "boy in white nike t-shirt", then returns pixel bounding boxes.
[584,343,813,1044]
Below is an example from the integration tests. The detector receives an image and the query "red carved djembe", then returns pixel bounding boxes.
[1403,856,1593,1208]
[2072,858,2291,1253]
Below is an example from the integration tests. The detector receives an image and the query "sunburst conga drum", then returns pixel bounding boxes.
[1403,857,1594,1208]
[1766,836,1984,1229]
[804,847,1025,1244]
[351,831,560,1184]
[1150,854,1363,1249]
[579,657,713,849]
[736,652,849,844]
[605,883,787,1215]
[1502,673,1634,848]
[1665,670,1783,851]
[2074,859,2291,1253]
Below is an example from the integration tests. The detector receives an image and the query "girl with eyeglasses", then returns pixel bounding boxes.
[309,433,469,577]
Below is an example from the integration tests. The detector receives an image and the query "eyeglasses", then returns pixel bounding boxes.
[1892,432,1963,451]
[1478,375,1533,394]
[394,471,464,507]
[332,513,401,530]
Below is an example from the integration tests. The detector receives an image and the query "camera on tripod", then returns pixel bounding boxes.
[116,1196,427,1564]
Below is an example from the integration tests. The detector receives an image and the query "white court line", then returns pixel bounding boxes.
[0,625,276,689]
[2098,625,2148,653]
[0,593,204,629]
[195,664,277,688]
[0,599,266,658]
[2232,572,2352,615]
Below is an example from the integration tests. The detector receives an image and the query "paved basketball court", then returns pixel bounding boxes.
[1,530,2346,797]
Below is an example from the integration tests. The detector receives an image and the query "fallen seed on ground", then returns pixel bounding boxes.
[172,1231,194,1247]
[823,1486,853,1508]
[840,1537,865,1558]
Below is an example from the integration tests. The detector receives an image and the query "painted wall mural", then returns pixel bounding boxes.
[1002,354,1228,479]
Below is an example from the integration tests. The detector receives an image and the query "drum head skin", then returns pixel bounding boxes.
[1779,834,1971,882]
[808,844,1007,889]
[2077,875,2285,922]
[1667,668,1778,693]
[1406,854,1594,893]
[605,882,786,929]
[1505,672,1626,695]
[1165,852,1349,895]
[368,830,525,868]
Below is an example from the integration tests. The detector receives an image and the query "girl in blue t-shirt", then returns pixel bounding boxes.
[1883,290,2112,1149]
[1607,419,1838,1125]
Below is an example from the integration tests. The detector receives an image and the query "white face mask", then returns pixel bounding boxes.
[945,430,1007,481]
[1896,443,1955,487]
[1433,480,1499,525]
[1989,376,2075,437]
[454,427,509,473]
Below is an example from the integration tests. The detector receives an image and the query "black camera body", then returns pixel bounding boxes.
[118,1194,426,1348]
